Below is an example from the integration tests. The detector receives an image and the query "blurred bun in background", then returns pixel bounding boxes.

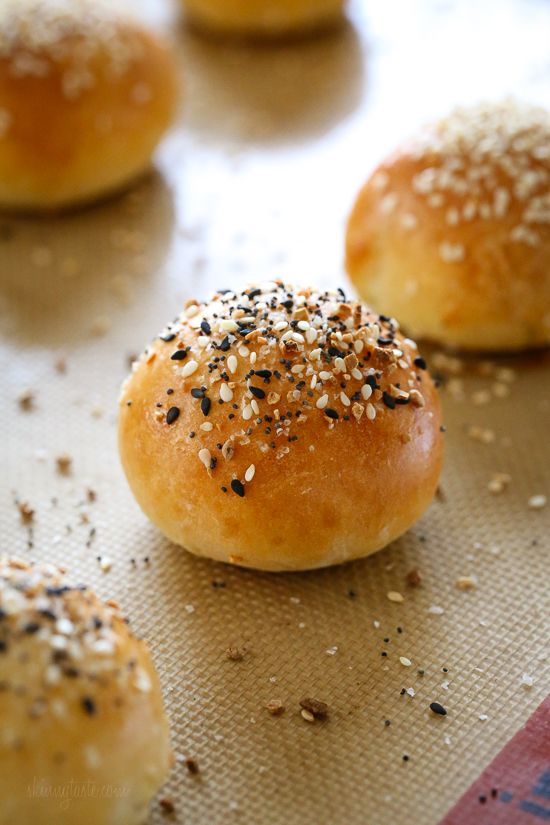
[0,557,172,825]
[346,100,550,351]
[181,0,347,39]
[0,0,178,211]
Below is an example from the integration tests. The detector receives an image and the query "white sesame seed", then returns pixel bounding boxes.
[316,394,329,410]
[351,368,362,380]
[334,357,346,373]
[251,399,260,415]
[297,320,310,331]
[292,332,305,344]
[227,355,238,374]
[399,657,412,667]
[387,591,404,603]
[354,340,364,354]
[180,360,198,378]
[220,383,233,402]
[238,346,250,357]
[198,448,211,468]
[200,422,213,431]
[274,321,288,331]
[310,348,322,360]
[219,319,239,332]
[366,403,376,420]
[361,384,372,401]
[310,375,317,390]
[319,371,332,381]
[250,352,257,365]
[306,327,318,344]
[242,405,253,420]
[245,464,256,483]
[340,392,351,407]
[528,494,547,510]
[439,241,465,263]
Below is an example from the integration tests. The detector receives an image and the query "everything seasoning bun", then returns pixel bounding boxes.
[180,0,347,38]
[119,282,443,571]
[346,100,550,351]
[0,0,178,211]
[0,557,172,825]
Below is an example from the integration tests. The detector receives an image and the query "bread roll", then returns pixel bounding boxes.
[118,282,443,571]
[0,0,178,211]
[181,0,347,38]
[0,557,172,825]
[346,100,550,351]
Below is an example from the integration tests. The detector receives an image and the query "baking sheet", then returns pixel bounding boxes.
[1,1,550,823]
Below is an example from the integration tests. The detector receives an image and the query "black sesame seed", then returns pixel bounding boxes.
[231,479,245,498]
[402,754,409,762]
[166,407,180,425]
[249,386,265,399]
[170,350,187,361]
[166,388,174,395]
[24,622,40,634]
[219,336,231,352]
[430,702,447,716]
[201,397,211,416]
[160,333,176,342]
[414,356,427,370]
[82,697,96,716]
[382,391,396,409]
[191,388,205,399]
[254,369,272,380]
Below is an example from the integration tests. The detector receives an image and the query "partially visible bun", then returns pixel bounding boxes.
[0,557,172,825]
[0,0,178,211]
[346,100,550,351]
[181,0,347,38]
[119,282,443,572]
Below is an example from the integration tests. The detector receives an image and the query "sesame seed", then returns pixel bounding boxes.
[399,657,412,667]
[220,383,233,402]
[227,355,238,374]
[170,349,188,361]
[245,464,255,483]
[325,408,339,420]
[180,360,199,378]
[231,479,245,497]
[316,394,329,409]
[166,407,180,425]
[361,384,373,401]
[198,449,211,469]
[528,494,547,510]
[430,702,447,716]
[387,591,404,603]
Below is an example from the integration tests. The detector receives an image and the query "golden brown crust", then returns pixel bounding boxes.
[346,100,550,351]
[181,0,346,37]
[0,0,178,211]
[0,557,172,825]
[118,282,443,571]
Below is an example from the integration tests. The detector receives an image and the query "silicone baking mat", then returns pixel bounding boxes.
[1,1,549,823]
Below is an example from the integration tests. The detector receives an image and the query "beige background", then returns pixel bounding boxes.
[1,1,549,823]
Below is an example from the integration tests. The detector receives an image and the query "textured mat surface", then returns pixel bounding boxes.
[1,1,549,824]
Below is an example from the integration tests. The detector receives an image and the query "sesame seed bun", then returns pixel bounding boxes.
[0,557,172,825]
[346,100,550,351]
[180,0,347,38]
[118,283,443,571]
[0,0,178,211]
